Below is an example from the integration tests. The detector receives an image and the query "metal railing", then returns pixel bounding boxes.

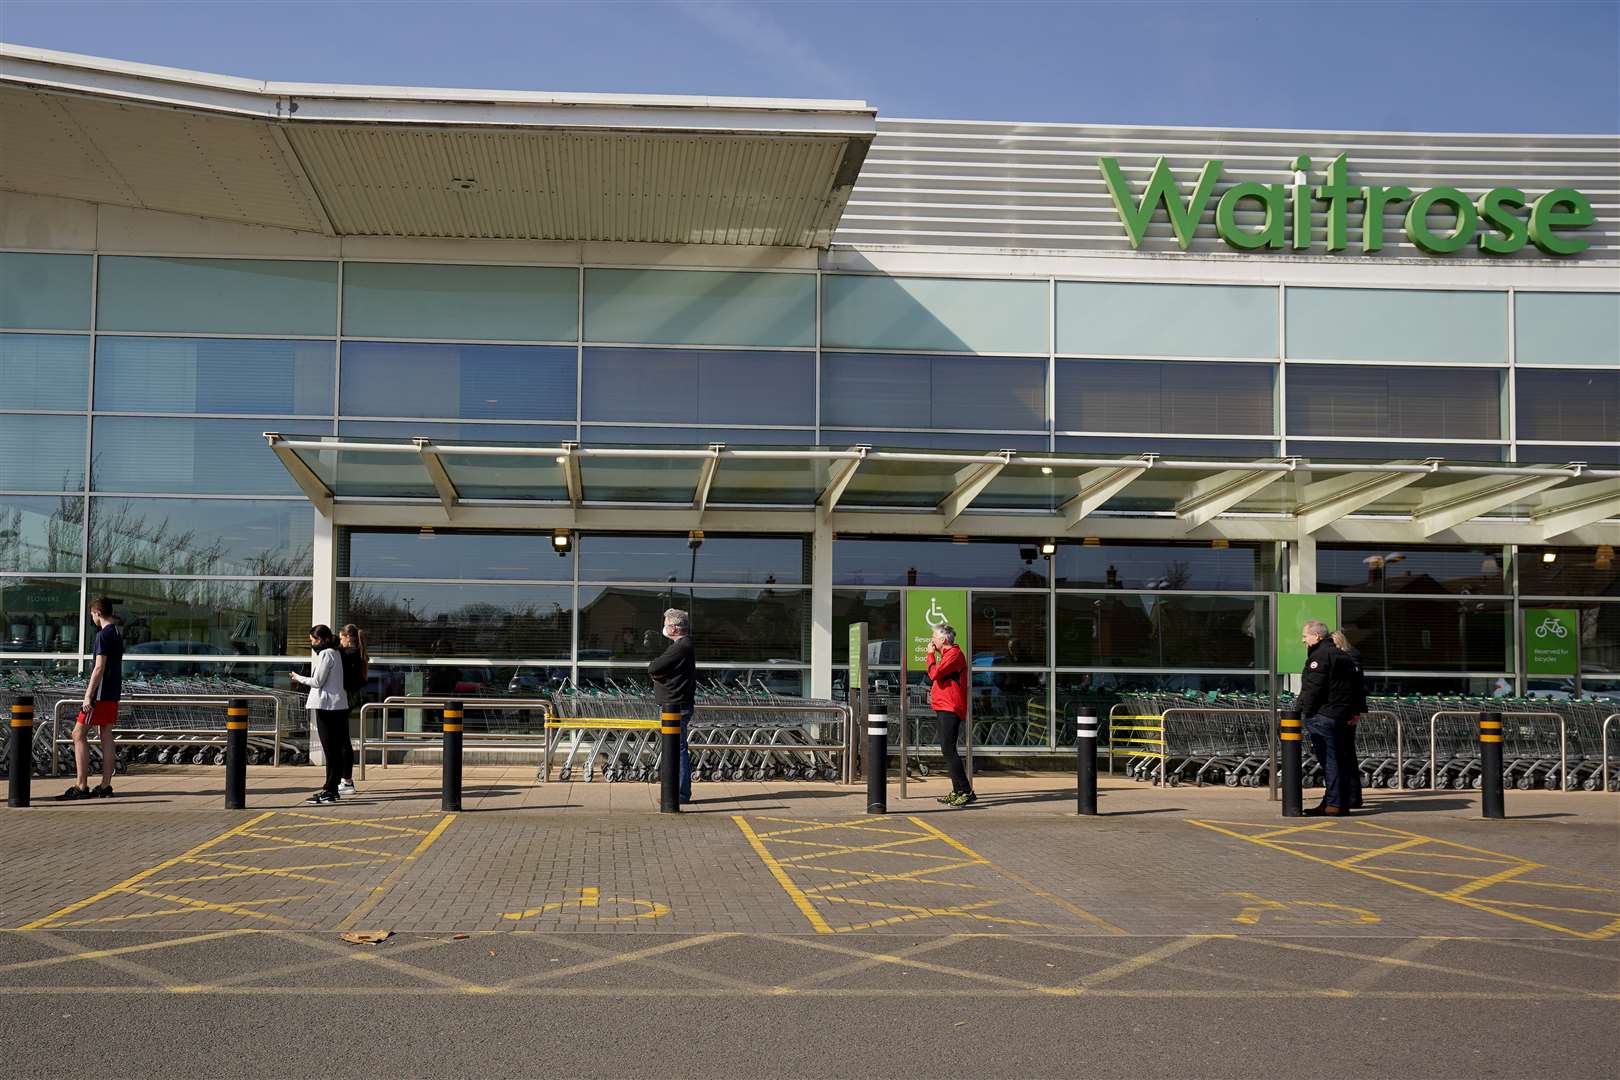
[357,697,553,779]
[1425,710,1563,791]
[48,694,285,775]
[1601,714,1619,794]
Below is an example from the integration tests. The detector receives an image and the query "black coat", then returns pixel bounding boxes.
[1297,639,1356,723]
[648,635,696,709]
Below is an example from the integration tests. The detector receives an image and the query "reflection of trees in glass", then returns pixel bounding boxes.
[98,578,310,656]
[90,500,311,577]
[0,496,83,572]
[341,583,571,657]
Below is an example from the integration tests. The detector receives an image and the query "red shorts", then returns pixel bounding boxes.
[78,702,118,727]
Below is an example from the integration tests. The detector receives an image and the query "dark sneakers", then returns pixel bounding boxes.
[56,786,90,801]
[936,791,978,807]
[306,790,339,805]
[91,783,114,798]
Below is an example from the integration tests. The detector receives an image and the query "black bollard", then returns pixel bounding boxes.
[659,709,681,814]
[224,697,249,810]
[441,701,463,812]
[1076,713,1098,815]
[8,695,33,808]
[866,704,888,814]
[1479,712,1505,819]
[1279,709,1303,817]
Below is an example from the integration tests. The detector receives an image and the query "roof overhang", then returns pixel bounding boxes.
[0,44,876,245]
[263,434,1620,545]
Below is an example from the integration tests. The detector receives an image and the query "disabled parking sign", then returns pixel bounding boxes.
[905,589,969,668]
[1523,608,1579,676]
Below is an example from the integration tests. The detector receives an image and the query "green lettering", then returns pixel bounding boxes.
[1215,182,1287,250]
[1314,154,1360,251]
[1291,156,1312,250]
[1530,188,1594,255]
[1360,185,1412,252]
[1476,188,1529,255]
[1405,187,1477,254]
[1099,156,1222,249]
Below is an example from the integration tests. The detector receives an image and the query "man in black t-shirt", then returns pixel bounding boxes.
[647,608,696,804]
[60,596,123,800]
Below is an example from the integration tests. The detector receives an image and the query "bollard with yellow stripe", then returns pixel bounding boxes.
[8,694,34,808]
[659,708,681,814]
[442,700,464,812]
[1279,709,1304,818]
[1479,712,1505,819]
[224,697,250,809]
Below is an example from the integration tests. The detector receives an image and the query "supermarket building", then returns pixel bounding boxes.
[1,45,1617,738]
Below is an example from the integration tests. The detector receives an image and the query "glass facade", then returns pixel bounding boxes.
[0,252,1615,715]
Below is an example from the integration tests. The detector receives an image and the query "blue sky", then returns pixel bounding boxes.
[3,0,1617,132]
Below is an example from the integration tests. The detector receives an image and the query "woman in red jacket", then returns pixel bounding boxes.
[925,623,974,806]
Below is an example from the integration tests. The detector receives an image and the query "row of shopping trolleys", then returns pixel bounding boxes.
[1107,692,1620,792]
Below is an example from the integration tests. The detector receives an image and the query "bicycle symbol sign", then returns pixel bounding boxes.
[1534,616,1569,639]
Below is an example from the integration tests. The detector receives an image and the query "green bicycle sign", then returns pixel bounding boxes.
[1523,609,1579,677]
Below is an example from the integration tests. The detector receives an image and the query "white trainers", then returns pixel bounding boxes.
[337,779,356,795]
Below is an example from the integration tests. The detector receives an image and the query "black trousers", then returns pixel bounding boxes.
[1340,717,1364,808]
[314,709,352,794]
[935,709,972,794]
[1305,713,1350,810]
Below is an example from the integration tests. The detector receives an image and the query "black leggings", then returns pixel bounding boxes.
[314,709,353,794]
[935,709,972,794]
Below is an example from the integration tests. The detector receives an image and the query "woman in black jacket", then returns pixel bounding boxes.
[336,623,368,795]
[1331,630,1367,810]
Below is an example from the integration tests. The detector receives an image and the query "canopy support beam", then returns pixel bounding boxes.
[693,444,723,516]
[560,442,583,509]
[937,451,1012,528]
[1175,464,1291,529]
[1413,472,1573,537]
[1061,462,1150,530]
[1294,462,1430,534]
[1531,477,1620,539]
[818,446,868,514]
[415,440,460,516]
[264,433,333,514]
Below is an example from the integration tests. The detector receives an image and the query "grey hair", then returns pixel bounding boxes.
[663,608,691,633]
[1303,619,1330,640]
[934,623,957,645]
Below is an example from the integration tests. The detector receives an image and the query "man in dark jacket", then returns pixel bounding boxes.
[1296,619,1355,815]
[648,607,696,804]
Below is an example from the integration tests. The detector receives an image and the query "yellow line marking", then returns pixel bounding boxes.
[769,835,959,862]
[1070,935,1217,990]
[335,813,456,931]
[0,930,258,974]
[282,931,485,993]
[227,831,419,859]
[798,859,986,894]
[753,817,922,840]
[1460,898,1620,918]
[1338,938,1445,991]
[144,868,342,888]
[188,857,393,876]
[734,816,835,934]
[762,933,1055,992]
[20,811,276,930]
[910,816,1127,935]
[1249,821,1346,841]
[501,887,669,923]
[1448,862,1541,898]
[249,818,434,837]
[1240,937,1594,996]
[1340,837,1433,865]
[1190,819,1611,940]
[490,932,739,992]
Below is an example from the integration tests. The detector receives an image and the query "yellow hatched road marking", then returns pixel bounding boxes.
[733,816,835,934]
[336,813,457,931]
[1340,837,1433,865]
[1448,861,1541,898]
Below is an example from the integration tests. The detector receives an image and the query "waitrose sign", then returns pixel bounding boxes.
[1101,155,1594,256]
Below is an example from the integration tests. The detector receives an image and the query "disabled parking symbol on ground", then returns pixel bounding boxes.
[501,886,669,923]
[1227,890,1381,926]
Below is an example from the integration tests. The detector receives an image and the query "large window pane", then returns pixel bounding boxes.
[835,537,1051,588]
[355,662,572,704]
[1286,288,1506,364]
[1054,540,1275,591]
[1514,292,1620,367]
[822,353,1047,430]
[95,337,335,415]
[87,577,313,658]
[0,253,90,330]
[1318,544,1505,595]
[1055,594,1264,669]
[342,529,571,581]
[1286,366,1501,439]
[1515,370,1618,443]
[1337,597,1510,672]
[91,418,329,495]
[98,257,336,336]
[1055,673,1266,745]
[832,589,901,664]
[585,268,813,348]
[582,348,814,425]
[340,341,574,421]
[1055,435,1279,458]
[0,495,83,572]
[1288,440,1505,462]
[972,671,1051,747]
[577,585,808,663]
[970,591,1048,666]
[337,582,571,659]
[1516,444,1620,466]
[580,534,806,585]
[91,498,313,576]
[1057,282,1276,358]
[338,420,572,442]
[1,334,89,409]
[343,262,577,341]
[830,430,1051,451]
[822,275,1046,354]
[1518,547,1619,598]
[0,414,86,490]
[580,426,811,446]
[1,577,82,653]
[1056,359,1274,434]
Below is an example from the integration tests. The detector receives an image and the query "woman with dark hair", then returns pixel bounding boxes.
[290,624,348,805]
[336,623,368,795]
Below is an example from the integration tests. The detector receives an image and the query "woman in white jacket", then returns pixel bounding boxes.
[289,624,349,805]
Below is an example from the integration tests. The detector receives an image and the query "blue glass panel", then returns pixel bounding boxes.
[0,494,84,572]
[1057,282,1277,358]
[97,257,337,335]
[1285,288,1506,364]
[1514,292,1620,367]
[581,348,813,425]
[91,418,330,494]
[580,426,810,446]
[585,268,814,347]
[343,529,572,581]
[822,275,1046,354]
[821,352,1047,430]
[0,334,89,410]
[0,414,85,490]
[0,253,91,330]
[343,262,578,341]
[340,341,575,420]
[94,337,335,415]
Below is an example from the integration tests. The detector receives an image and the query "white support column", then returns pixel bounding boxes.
[309,510,336,766]
[810,518,834,699]
[1287,533,1317,594]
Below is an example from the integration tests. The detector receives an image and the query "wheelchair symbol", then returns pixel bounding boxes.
[1533,617,1569,640]
[501,887,670,923]
[924,596,948,627]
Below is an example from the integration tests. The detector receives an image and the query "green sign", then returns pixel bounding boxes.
[1275,593,1340,675]
[1524,608,1579,676]
[848,623,865,690]
[1100,154,1593,256]
[905,589,969,669]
